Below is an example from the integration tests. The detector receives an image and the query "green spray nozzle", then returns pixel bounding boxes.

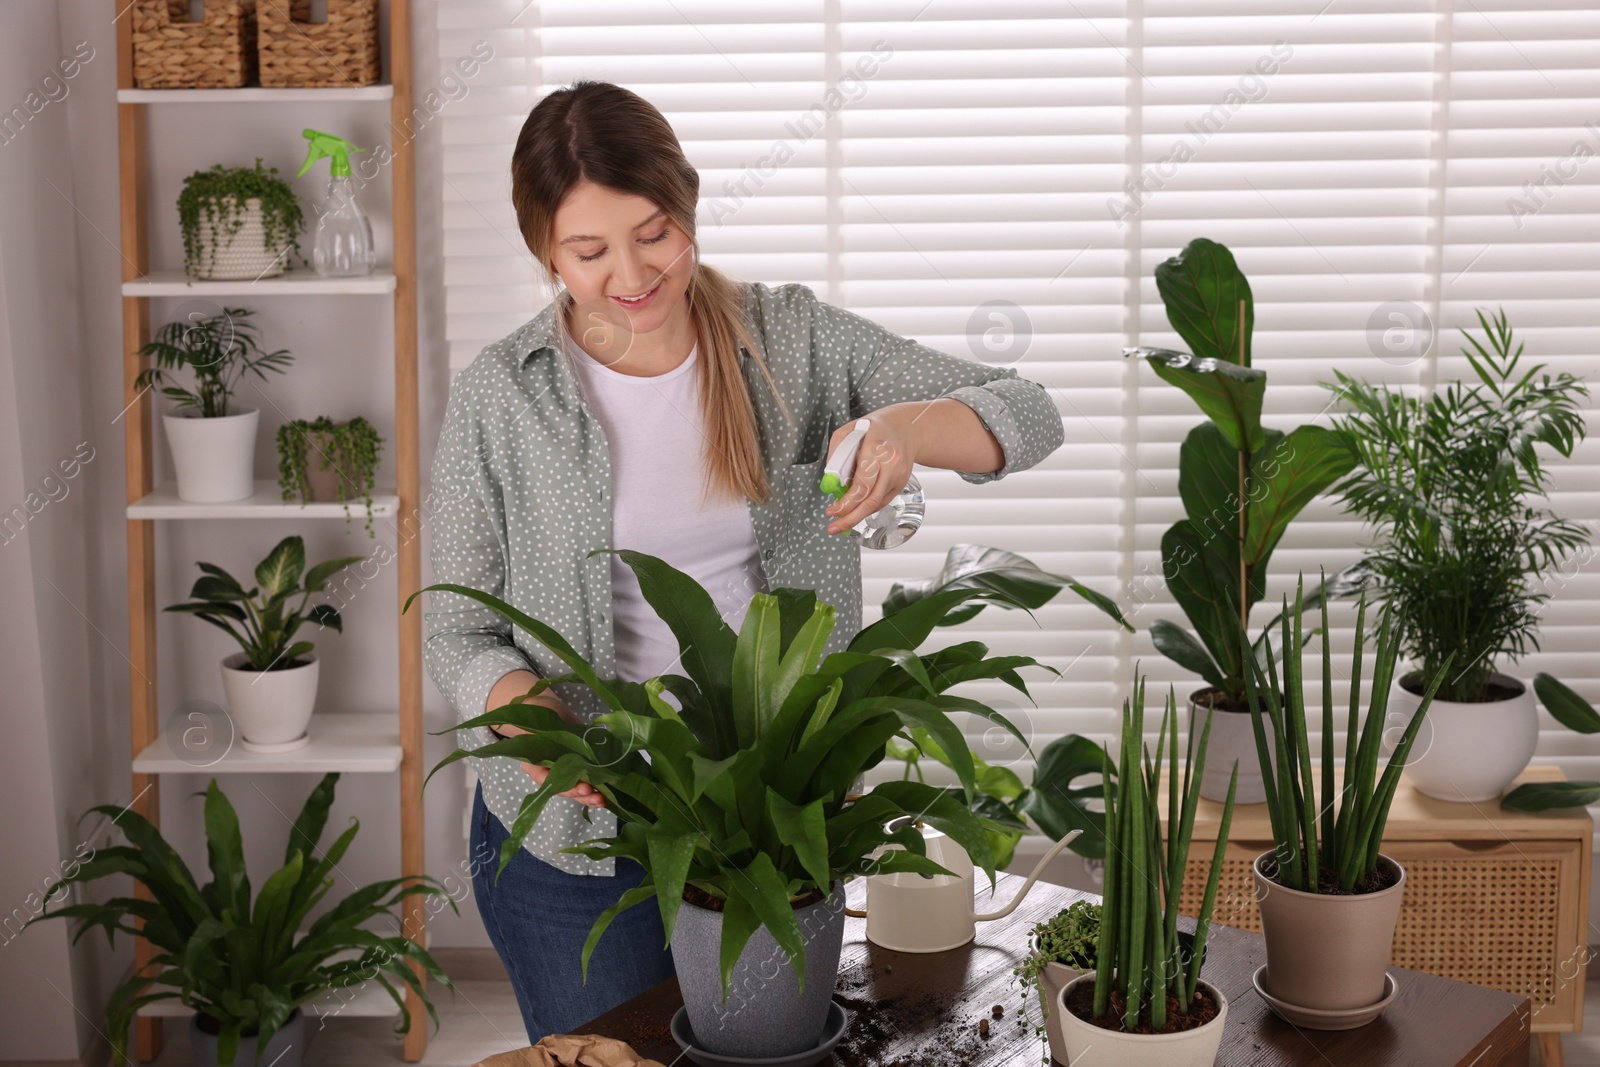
[298,128,365,178]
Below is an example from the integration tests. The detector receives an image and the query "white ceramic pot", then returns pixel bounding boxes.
[190,196,290,280]
[1189,692,1274,804]
[1388,671,1536,801]
[1056,972,1228,1067]
[1039,960,1086,1066]
[163,407,258,503]
[220,652,318,752]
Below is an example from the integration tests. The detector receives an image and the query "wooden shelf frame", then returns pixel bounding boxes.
[114,3,426,1059]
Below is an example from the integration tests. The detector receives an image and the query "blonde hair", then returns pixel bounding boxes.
[510,80,794,507]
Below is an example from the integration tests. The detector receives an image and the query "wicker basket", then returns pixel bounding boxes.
[257,0,380,88]
[188,197,290,280]
[132,0,257,90]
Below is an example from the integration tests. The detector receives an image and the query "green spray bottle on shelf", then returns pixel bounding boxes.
[298,128,375,278]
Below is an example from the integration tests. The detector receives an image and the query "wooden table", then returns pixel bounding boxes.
[583,871,1531,1066]
[1177,764,1592,1067]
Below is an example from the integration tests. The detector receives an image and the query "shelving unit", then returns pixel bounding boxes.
[114,2,427,1060]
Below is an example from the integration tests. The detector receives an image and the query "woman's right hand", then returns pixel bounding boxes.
[487,669,608,810]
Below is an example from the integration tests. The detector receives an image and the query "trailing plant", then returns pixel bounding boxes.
[179,158,306,277]
[1089,670,1237,1031]
[277,415,385,535]
[167,535,362,672]
[1244,573,1451,893]
[135,306,293,419]
[1324,307,1590,705]
[26,773,455,1067]
[407,547,1057,999]
[1014,899,1101,1058]
[1124,238,1363,712]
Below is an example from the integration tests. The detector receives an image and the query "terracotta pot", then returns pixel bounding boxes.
[299,429,364,503]
[1387,671,1536,801]
[1252,851,1404,1014]
[1189,690,1275,804]
[1056,972,1228,1066]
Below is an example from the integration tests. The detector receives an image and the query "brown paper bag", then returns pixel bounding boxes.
[471,1032,668,1067]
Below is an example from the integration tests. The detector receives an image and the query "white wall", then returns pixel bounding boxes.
[0,0,484,1060]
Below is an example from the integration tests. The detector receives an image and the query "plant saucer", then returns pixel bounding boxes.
[1252,965,1398,1030]
[239,732,310,754]
[670,1001,847,1067]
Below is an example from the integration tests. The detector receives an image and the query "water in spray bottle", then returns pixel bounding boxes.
[298,128,375,277]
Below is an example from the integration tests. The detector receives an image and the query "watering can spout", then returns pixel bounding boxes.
[973,829,1083,922]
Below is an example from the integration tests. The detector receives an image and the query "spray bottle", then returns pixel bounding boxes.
[298,128,375,277]
[819,418,925,550]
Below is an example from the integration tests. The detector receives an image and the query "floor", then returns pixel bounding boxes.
[138,949,1600,1066]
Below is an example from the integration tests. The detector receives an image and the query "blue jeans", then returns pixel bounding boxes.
[470,782,676,1045]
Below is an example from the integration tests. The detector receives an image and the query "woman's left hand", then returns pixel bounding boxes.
[823,407,920,536]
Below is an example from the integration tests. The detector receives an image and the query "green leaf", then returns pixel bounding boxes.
[1022,733,1114,859]
[1161,519,1243,691]
[731,593,782,747]
[880,544,1133,632]
[1243,424,1357,564]
[303,555,362,593]
[202,780,250,922]
[254,536,306,598]
[766,790,831,893]
[285,773,338,867]
[1130,347,1266,453]
[646,832,700,943]
[1500,781,1600,812]
[1153,236,1255,369]
[1534,673,1600,734]
[1149,619,1224,689]
[602,549,738,727]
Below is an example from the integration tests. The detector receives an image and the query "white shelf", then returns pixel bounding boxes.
[118,85,394,104]
[133,713,401,774]
[136,980,402,1019]
[123,269,396,297]
[128,481,398,520]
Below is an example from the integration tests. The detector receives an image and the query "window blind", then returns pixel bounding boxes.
[434,0,1600,792]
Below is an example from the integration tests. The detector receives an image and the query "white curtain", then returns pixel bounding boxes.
[434,1,1600,786]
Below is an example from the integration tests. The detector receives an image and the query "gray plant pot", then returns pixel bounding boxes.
[671,880,846,1059]
[188,1007,304,1067]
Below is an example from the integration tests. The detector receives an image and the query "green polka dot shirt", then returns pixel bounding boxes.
[423,279,1064,875]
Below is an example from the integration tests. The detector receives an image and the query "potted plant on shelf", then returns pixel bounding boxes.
[1242,575,1449,1026]
[1055,669,1238,1066]
[136,306,292,504]
[1015,898,1101,1065]
[1324,307,1591,802]
[408,547,1049,1061]
[179,159,305,280]
[277,415,385,535]
[1124,237,1362,804]
[168,535,361,752]
[27,773,454,1067]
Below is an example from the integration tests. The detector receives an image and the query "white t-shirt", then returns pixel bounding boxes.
[562,330,768,685]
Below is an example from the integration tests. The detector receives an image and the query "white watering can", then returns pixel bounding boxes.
[844,818,1083,953]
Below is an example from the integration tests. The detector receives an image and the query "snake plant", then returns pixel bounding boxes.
[410,547,1056,999]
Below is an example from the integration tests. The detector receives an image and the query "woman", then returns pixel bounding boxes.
[423,80,1064,1045]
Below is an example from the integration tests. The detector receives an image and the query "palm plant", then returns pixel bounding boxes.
[27,773,454,1067]
[1089,671,1237,1029]
[135,306,292,419]
[1245,574,1451,892]
[409,547,1054,998]
[1324,307,1588,706]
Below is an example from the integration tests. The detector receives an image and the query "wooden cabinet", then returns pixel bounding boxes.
[1178,765,1591,1066]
